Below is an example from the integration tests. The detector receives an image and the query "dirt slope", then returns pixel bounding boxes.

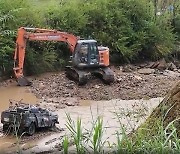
[148,80,180,136]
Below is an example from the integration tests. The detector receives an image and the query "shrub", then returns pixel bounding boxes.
[46,0,176,62]
[0,0,42,77]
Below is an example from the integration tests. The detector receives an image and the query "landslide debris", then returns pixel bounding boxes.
[30,67,179,105]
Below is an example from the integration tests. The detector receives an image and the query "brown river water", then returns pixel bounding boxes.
[0,83,38,153]
[0,84,38,112]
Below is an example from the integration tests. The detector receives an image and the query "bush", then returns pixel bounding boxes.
[0,0,43,77]
[46,0,176,62]
[25,41,70,75]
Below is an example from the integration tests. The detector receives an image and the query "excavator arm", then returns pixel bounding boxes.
[13,27,78,86]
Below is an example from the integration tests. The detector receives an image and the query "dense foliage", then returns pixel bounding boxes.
[0,0,41,76]
[0,0,179,77]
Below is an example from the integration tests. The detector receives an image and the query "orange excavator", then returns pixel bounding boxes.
[13,27,114,86]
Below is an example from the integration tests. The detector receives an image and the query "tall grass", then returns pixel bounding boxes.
[63,136,69,154]
[91,117,103,153]
[65,113,107,153]
[65,113,85,154]
[63,108,180,153]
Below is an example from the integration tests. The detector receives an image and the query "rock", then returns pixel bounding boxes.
[51,82,57,88]
[139,63,148,68]
[116,77,122,83]
[64,98,79,106]
[163,70,180,77]
[167,62,177,71]
[138,68,155,75]
[94,85,100,89]
[65,93,71,97]
[66,83,74,89]
[118,66,123,72]
[39,83,45,89]
[54,104,66,109]
[123,64,136,72]
[51,98,59,103]
[123,66,132,72]
[156,58,167,70]
[134,75,143,80]
[173,59,180,69]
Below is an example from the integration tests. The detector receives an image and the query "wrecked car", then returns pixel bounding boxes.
[1,101,59,135]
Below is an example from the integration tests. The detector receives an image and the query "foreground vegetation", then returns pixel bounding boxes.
[62,81,180,153]
[63,112,180,153]
[0,0,180,77]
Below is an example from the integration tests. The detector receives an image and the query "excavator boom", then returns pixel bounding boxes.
[14,27,78,86]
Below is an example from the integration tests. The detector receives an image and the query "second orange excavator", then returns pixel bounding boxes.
[13,27,114,86]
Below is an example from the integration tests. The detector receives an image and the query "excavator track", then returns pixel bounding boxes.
[65,66,91,85]
[92,67,114,84]
[66,66,114,85]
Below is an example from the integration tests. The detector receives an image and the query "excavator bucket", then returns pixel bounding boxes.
[17,76,32,86]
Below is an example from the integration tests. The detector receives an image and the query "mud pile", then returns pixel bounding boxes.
[30,67,179,105]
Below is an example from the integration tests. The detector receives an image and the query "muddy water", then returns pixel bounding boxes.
[57,98,163,143]
[0,83,38,153]
[0,84,38,112]
[0,134,17,154]
[0,83,163,153]
[24,98,163,153]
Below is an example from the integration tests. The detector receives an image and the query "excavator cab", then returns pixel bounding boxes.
[67,39,114,85]
[72,40,99,68]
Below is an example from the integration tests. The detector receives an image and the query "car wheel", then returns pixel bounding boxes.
[27,123,36,136]
[51,121,56,128]
[3,124,10,133]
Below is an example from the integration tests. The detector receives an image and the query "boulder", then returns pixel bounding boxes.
[138,68,155,75]
[123,64,137,72]
[167,62,177,71]
[139,63,148,68]
[163,70,180,77]
[173,59,180,69]
[156,58,167,70]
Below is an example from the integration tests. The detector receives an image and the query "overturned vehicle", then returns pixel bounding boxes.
[1,101,59,135]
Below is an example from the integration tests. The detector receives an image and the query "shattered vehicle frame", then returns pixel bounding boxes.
[1,100,59,135]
